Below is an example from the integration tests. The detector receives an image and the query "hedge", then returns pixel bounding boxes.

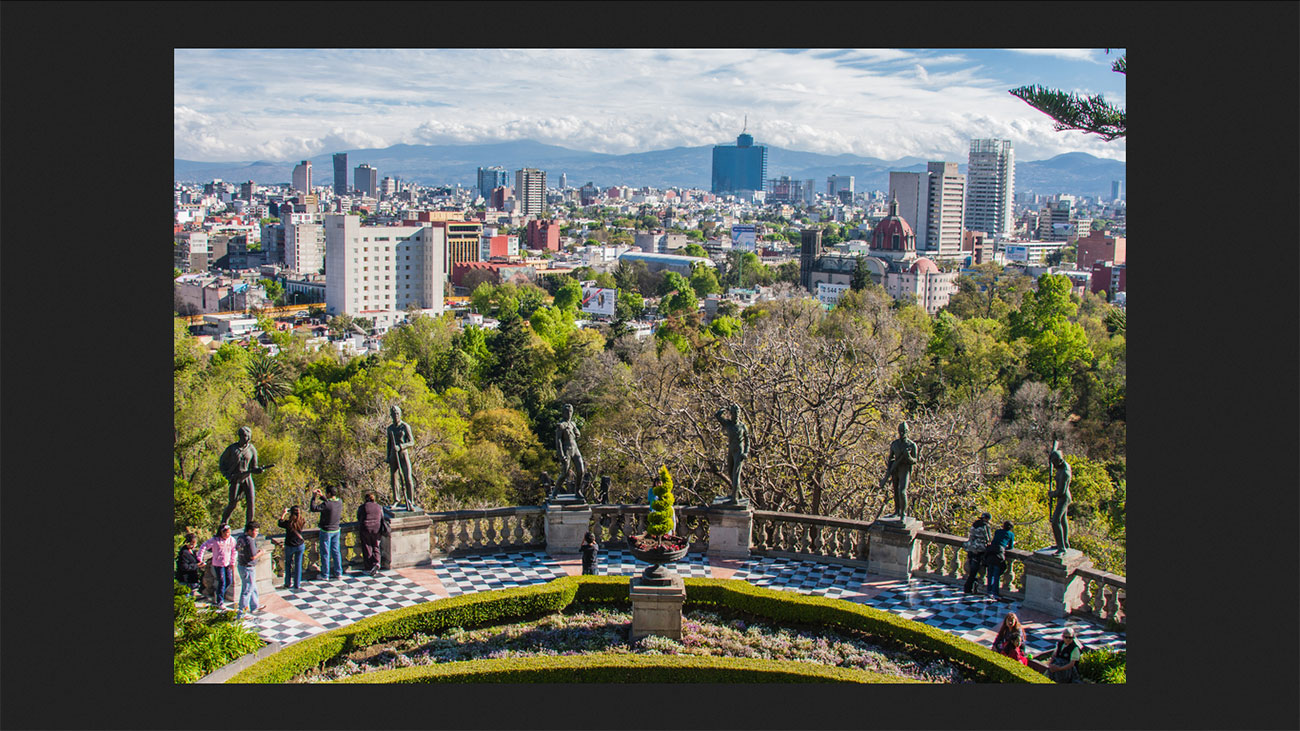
[229,575,1048,684]
[335,653,911,684]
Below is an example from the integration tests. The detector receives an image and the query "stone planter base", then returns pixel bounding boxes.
[866,517,923,579]
[629,574,686,641]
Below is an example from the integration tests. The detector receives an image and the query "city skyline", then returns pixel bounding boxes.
[175,48,1126,165]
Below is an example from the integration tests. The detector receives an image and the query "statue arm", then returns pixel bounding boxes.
[401,424,414,449]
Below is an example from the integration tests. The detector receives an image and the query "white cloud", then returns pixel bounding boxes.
[1003,48,1103,63]
[174,49,1124,163]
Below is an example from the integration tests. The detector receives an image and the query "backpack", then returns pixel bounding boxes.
[963,522,990,553]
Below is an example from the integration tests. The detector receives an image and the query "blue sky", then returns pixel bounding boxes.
[175,48,1126,163]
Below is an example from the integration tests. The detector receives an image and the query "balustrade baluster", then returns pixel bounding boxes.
[1103,584,1119,621]
[809,524,823,555]
[455,520,471,551]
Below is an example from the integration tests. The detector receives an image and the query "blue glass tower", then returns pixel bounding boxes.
[711,131,767,195]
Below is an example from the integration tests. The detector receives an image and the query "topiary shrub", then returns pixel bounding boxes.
[1079,647,1126,683]
[646,465,675,537]
[174,581,263,683]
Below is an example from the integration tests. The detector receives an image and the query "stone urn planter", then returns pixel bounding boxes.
[628,534,689,586]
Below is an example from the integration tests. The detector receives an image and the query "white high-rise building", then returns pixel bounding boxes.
[515,168,546,217]
[965,139,1015,239]
[324,214,446,329]
[291,160,312,195]
[888,162,966,260]
[285,221,326,275]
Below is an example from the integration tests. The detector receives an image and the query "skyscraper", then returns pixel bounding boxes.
[477,166,508,201]
[515,168,546,217]
[333,153,348,196]
[965,139,1015,239]
[354,164,378,198]
[827,175,855,202]
[1111,179,1124,202]
[889,162,966,260]
[291,160,312,194]
[711,129,768,196]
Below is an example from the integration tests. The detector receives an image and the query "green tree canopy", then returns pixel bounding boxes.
[1010,51,1126,141]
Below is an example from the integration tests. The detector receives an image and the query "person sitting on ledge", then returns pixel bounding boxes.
[992,612,1027,662]
[1045,626,1084,683]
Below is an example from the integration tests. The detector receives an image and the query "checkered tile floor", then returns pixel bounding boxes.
[226,550,1125,654]
[430,550,568,597]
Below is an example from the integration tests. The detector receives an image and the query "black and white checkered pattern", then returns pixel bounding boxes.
[729,556,871,599]
[593,550,713,578]
[430,551,568,597]
[235,549,1125,654]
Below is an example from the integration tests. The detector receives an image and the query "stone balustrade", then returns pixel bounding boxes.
[427,506,545,556]
[751,510,871,565]
[1072,566,1127,625]
[589,505,711,553]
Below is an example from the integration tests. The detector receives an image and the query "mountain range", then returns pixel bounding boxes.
[175,140,1126,197]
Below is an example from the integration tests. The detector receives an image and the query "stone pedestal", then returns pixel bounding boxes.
[629,574,686,641]
[706,505,753,559]
[381,512,433,570]
[252,540,275,596]
[866,517,923,579]
[1021,548,1092,618]
[544,501,592,555]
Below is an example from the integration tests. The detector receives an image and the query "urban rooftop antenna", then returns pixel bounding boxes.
[742,114,748,134]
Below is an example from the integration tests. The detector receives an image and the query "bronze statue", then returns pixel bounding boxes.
[554,404,585,497]
[879,421,918,519]
[385,405,417,509]
[714,403,750,503]
[1047,440,1072,553]
[218,426,273,529]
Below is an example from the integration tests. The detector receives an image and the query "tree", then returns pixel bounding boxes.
[688,262,721,297]
[850,255,871,291]
[659,271,699,316]
[552,278,583,312]
[681,243,708,258]
[615,290,645,321]
[247,350,292,409]
[646,465,676,537]
[1010,51,1126,141]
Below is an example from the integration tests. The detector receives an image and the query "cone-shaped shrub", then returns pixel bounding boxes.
[646,465,675,537]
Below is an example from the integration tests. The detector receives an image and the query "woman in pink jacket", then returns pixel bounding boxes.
[197,524,237,610]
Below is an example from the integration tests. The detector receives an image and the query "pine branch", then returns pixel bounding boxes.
[1009,85,1126,141]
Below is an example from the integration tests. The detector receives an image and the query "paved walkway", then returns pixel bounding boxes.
[228,550,1125,658]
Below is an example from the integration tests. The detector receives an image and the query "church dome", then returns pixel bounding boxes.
[909,257,938,275]
[872,198,915,252]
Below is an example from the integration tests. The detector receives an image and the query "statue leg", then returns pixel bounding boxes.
[400,455,414,506]
[574,455,586,497]
[390,466,401,504]
[220,481,239,527]
[245,483,256,528]
[1059,501,1070,550]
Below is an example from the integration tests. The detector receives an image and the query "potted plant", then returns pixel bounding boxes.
[628,466,689,585]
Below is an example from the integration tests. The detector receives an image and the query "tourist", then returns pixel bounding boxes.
[580,531,599,575]
[984,520,1016,599]
[197,524,237,610]
[992,612,1027,660]
[277,505,307,590]
[1003,629,1030,666]
[962,512,993,594]
[311,485,344,581]
[175,533,201,597]
[1045,626,1084,683]
[236,521,266,617]
[357,491,384,576]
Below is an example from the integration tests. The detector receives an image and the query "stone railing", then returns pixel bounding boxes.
[750,511,872,565]
[427,506,546,556]
[1072,566,1127,625]
[914,531,1031,599]
[589,505,710,553]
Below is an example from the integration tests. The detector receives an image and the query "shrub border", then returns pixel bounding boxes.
[229,575,1047,684]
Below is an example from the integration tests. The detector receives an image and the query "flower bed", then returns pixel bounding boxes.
[293,606,969,683]
[228,576,1048,684]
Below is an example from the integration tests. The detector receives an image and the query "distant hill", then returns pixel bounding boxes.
[176,141,1125,198]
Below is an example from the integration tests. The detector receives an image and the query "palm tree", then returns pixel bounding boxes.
[247,350,291,409]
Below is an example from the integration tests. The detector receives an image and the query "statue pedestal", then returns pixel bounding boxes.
[381,512,433,570]
[706,505,753,559]
[1021,548,1092,618]
[629,574,686,641]
[867,517,923,579]
[544,500,591,555]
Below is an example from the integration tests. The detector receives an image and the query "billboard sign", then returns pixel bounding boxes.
[816,281,849,307]
[732,223,757,251]
[581,283,617,317]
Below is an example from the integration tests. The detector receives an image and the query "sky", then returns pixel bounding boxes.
[175,48,1126,164]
